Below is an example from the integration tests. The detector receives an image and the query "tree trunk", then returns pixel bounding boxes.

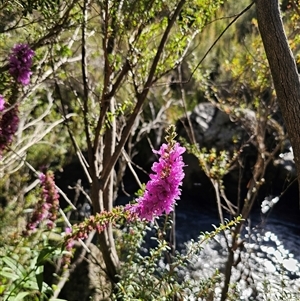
[99,96,119,283]
[256,0,300,194]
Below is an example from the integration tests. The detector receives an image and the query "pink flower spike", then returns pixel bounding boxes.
[24,171,60,234]
[126,141,185,221]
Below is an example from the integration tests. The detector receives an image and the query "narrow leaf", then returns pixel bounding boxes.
[12,292,30,301]
[36,270,44,292]
[0,270,19,281]
[2,257,25,277]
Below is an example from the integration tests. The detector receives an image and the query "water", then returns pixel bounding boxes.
[175,208,300,300]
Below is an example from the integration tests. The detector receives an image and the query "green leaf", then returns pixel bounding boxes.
[2,256,17,270]
[60,45,72,58]
[0,285,6,294]
[12,291,30,301]
[0,269,20,281]
[2,257,26,277]
[36,248,53,266]
[22,279,39,290]
[36,273,43,292]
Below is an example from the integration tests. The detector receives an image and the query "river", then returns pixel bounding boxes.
[175,203,300,301]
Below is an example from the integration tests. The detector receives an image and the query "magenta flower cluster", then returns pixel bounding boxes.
[9,44,34,86]
[126,142,185,221]
[0,95,19,154]
[24,171,60,235]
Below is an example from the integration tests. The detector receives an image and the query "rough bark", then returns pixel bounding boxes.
[98,96,119,283]
[256,0,300,194]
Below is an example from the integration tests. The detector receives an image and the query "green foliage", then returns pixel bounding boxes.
[183,141,238,182]
[18,0,60,16]
[114,215,242,300]
[0,239,65,300]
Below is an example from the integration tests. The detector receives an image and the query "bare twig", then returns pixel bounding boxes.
[178,63,196,145]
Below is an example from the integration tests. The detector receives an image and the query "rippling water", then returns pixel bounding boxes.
[175,208,300,300]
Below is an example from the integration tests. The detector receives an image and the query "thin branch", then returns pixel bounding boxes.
[121,149,143,188]
[68,181,92,204]
[3,151,77,212]
[54,81,92,185]
[81,0,94,178]
[92,0,116,156]
[290,0,300,16]
[56,187,77,211]
[1,113,75,174]
[178,63,196,145]
[51,230,95,299]
[93,60,130,152]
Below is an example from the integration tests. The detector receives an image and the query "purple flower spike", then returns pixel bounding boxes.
[24,171,60,235]
[9,44,35,86]
[126,142,186,221]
